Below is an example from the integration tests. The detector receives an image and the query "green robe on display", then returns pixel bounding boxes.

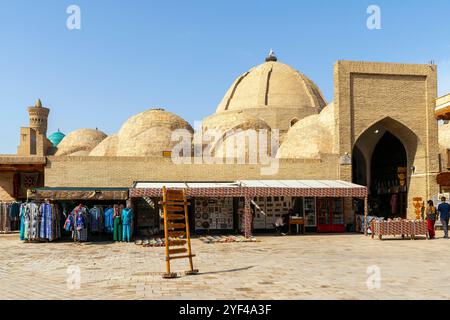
[113,216,122,242]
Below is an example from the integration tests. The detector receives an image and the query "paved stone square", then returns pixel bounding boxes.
[1,232,449,300]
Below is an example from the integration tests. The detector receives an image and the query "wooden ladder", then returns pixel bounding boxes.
[159,186,198,278]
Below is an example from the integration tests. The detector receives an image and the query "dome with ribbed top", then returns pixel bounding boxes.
[216,60,326,113]
[211,53,327,134]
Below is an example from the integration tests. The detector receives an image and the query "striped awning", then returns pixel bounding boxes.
[238,180,367,198]
[27,187,129,201]
[130,180,367,198]
[132,181,243,198]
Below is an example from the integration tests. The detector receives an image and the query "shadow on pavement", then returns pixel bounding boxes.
[198,266,254,275]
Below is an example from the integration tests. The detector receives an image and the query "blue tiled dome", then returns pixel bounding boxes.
[48,130,65,147]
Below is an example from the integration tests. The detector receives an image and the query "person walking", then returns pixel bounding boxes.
[437,197,450,239]
[426,200,437,239]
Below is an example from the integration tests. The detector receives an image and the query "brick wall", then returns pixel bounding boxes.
[44,155,340,188]
[0,172,15,201]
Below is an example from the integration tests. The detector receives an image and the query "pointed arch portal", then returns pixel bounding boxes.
[352,118,418,219]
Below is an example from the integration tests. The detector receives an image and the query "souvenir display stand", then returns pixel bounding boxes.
[238,196,292,231]
[304,197,316,228]
[194,198,233,232]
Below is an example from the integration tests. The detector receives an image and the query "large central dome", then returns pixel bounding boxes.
[216,59,326,113]
[210,53,327,135]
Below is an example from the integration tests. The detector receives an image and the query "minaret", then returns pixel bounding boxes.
[17,99,51,156]
[28,99,50,136]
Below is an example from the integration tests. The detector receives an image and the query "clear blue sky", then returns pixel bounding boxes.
[1,0,450,153]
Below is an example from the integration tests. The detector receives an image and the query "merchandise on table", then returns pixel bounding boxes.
[371,219,428,240]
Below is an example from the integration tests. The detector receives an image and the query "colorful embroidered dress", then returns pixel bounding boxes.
[65,205,89,242]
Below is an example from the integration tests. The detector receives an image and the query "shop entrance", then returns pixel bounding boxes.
[316,198,345,233]
[370,132,407,218]
[353,129,408,219]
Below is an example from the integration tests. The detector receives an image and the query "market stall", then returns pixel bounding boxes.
[25,187,130,242]
[131,180,368,238]
[131,182,243,236]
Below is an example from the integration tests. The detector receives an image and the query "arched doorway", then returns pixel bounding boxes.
[352,118,416,219]
[352,146,367,186]
[369,132,407,218]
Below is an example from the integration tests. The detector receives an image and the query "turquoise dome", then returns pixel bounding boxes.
[48,130,65,147]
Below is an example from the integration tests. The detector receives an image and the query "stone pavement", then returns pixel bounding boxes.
[1,232,450,300]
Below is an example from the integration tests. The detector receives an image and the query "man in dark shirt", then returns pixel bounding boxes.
[438,197,450,239]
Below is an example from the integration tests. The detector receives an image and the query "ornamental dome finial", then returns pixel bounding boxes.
[265,49,277,62]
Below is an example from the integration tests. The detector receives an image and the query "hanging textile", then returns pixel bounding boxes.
[38,203,61,242]
[113,205,123,242]
[24,202,41,241]
[19,204,26,240]
[121,207,133,243]
[64,205,90,242]
[0,202,22,233]
[89,206,104,233]
[0,203,10,232]
[9,202,21,231]
[104,207,114,233]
